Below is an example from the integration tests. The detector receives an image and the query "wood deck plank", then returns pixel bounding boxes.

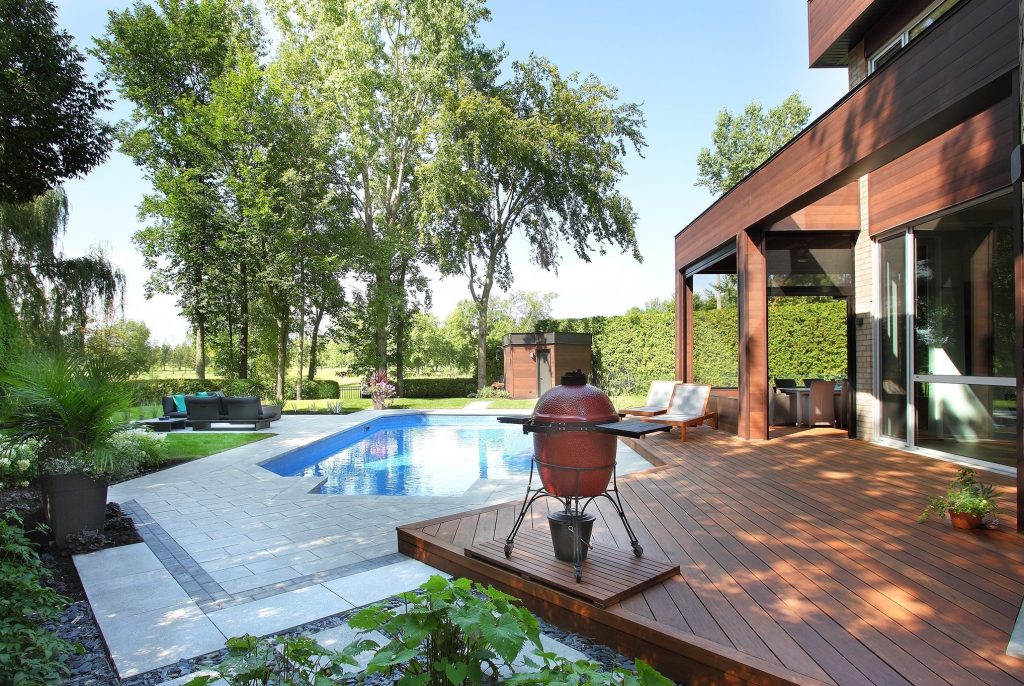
[399,430,1024,686]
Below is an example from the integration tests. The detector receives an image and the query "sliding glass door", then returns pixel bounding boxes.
[911,194,1016,466]
[875,193,1017,467]
[878,234,909,442]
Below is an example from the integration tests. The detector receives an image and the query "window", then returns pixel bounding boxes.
[868,0,961,74]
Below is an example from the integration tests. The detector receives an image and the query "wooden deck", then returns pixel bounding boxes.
[397,427,1024,686]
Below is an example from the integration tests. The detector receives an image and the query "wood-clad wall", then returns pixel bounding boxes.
[768,182,861,231]
[869,98,1013,233]
[676,0,1015,272]
[503,346,537,399]
[737,229,768,440]
[807,0,878,66]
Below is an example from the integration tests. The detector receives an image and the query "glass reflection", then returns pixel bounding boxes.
[914,383,1017,467]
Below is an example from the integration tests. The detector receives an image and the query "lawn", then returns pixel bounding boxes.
[159,432,275,462]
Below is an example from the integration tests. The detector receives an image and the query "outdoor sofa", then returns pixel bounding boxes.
[162,392,281,430]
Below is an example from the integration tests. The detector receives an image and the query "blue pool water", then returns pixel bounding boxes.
[261,415,535,496]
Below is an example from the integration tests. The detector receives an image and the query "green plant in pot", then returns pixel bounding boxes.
[919,467,1000,530]
[0,350,137,546]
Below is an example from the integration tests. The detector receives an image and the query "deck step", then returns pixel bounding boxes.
[465,528,679,608]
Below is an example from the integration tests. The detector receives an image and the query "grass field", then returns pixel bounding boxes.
[158,432,274,462]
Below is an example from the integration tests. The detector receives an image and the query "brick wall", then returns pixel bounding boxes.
[848,43,867,90]
[853,175,874,440]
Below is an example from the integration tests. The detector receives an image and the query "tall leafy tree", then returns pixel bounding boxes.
[694,92,811,196]
[0,0,121,357]
[421,56,646,387]
[273,0,491,393]
[0,0,113,204]
[95,0,261,379]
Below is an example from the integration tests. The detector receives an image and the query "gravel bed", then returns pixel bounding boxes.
[59,587,652,685]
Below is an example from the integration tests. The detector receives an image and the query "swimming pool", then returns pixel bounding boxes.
[261,414,537,497]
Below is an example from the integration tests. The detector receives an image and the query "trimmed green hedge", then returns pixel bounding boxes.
[536,299,847,391]
[538,307,675,393]
[403,377,475,398]
[0,289,18,372]
[128,378,272,401]
[692,307,738,387]
[298,379,340,399]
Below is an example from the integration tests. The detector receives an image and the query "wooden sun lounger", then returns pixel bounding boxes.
[640,383,718,441]
[619,380,680,418]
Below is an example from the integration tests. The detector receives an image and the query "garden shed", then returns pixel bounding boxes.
[501,332,593,399]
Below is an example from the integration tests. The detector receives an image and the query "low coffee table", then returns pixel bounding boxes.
[141,417,187,432]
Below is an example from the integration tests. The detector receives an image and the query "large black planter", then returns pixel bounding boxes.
[39,474,107,546]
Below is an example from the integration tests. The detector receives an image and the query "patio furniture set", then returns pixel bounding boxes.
[771,378,850,428]
[144,392,282,431]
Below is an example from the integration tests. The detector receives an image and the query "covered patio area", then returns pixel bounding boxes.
[398,428,1024,685]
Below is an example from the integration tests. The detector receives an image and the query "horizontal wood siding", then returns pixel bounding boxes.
[808,0,879,66]
[868,97,1013,233]
[505,345,538,399]
[678,0,1015,271]
[709,389,739,434]
[769,182,861,230]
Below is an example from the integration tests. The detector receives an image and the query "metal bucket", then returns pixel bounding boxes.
[547,510,596,562]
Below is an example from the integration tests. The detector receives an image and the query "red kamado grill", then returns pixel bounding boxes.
[498,370,669,582]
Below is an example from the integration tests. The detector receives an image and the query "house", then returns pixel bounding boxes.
[675,0,1020,495]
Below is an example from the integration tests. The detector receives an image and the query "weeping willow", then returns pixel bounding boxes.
[0,187,124,349]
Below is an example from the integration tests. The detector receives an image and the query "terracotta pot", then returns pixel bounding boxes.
[948,509,984,530]
[532,372,618,498]
[39,473,107,546]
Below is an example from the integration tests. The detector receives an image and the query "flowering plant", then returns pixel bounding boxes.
[365,369,397,410]
[0,443,37,489]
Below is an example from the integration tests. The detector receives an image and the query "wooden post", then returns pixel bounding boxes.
[675,271,694,382]
[1013,35,1023,529]
[738,229,769,440]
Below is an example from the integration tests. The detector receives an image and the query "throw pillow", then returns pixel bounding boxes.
[172,394,187,413]
[196,391,209,397]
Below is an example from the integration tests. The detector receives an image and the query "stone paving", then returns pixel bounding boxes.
[75,410,653,678]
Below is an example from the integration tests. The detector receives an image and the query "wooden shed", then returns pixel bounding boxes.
[501,333,593,399]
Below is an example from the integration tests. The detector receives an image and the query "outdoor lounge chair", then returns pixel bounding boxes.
[619,380,679,417]
[642,383,717,441]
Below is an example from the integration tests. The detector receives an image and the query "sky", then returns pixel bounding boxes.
[52,1,848,345]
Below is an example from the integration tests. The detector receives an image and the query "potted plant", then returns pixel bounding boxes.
[919,467,1000,529]
[0,350,138,545]
[365,369,397,410]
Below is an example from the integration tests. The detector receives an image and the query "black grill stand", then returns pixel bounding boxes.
[497,417,670,583]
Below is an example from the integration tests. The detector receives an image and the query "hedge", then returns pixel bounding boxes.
[537,308,675,394]
[127,378,272,401]
[402,377,475,398]
[536,298,847,391]
[298,379,340,399]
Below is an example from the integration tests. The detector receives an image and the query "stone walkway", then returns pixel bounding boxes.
[78,410,652,678]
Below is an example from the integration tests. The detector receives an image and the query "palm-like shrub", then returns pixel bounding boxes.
[0,350,133,477]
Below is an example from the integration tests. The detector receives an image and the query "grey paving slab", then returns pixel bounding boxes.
[306,624,388,671]
[73,542,164,578]
[87,570,192,617]
[322,559,446,608]
[99,603,226,677]
[94,411,655,678]
[205,584,354,639]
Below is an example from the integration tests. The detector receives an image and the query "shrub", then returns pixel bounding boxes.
[0,442,37,489]
[128,378,272,401]
[0,511,81,685]
[475,383,511,399]
[403,377,475,398]
[297,378,340,399]
[184,635,349,686]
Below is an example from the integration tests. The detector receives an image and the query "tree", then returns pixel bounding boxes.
[84,319,153,377]
[422,56,646,388]
[0,0,113,204]
[274,0,491,394]
[694,92,811,196]
[96,0,261,380]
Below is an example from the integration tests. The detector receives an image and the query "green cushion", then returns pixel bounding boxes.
[172,394,186,413]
